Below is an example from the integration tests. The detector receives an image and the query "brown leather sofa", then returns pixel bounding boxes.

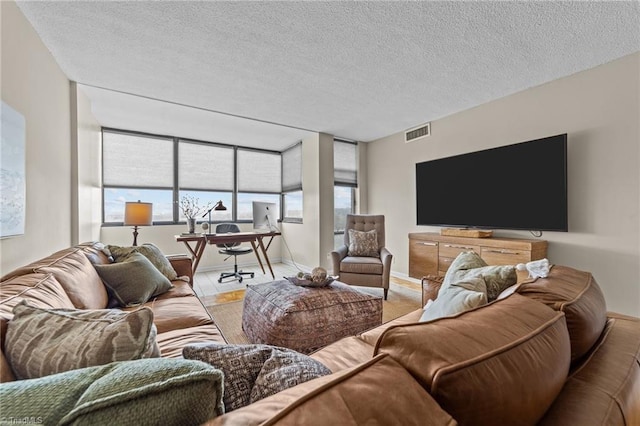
[210,265,640,425]
[2,243,639,425]
[0,241,226,383]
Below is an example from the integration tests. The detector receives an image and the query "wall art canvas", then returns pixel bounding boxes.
[1,101,26,238]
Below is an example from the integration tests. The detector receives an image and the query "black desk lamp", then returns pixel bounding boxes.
[202,200,227,235]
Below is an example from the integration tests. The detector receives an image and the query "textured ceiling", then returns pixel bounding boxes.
[17,1,640,150]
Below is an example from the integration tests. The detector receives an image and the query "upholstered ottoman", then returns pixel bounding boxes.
[242,279,382,354]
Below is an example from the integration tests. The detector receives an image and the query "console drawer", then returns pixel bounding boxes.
[480,248,530,265]
[439,243,481,259]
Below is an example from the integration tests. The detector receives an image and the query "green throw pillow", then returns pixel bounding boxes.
[0,358,224,426]
[107,243,178,281]
[5,301,159,380]
[94,252,173,307]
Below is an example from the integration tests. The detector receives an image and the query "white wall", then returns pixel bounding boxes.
[281,133,335,270]
[1,2,72,274]
[367,53,640,316]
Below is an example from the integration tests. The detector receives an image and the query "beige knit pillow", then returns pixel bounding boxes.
[5,301,160,380]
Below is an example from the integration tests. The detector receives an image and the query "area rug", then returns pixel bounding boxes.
[206,283,422,345]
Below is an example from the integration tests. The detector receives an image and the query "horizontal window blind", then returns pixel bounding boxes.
[282,143,302,192]
[237,149,282,193]
[334,140,357,187]
[103,132,173,187]
[179,142,234,191]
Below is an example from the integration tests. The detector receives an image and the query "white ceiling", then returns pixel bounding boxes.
[17,1,640,151]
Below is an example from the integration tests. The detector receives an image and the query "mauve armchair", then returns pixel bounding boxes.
[330,214,393,300]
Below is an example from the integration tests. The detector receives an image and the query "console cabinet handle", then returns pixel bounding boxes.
[419,242,437,246]
[484,249,521,255]
[444,244,475,250]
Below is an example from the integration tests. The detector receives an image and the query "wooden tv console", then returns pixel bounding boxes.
[408,232,548,279]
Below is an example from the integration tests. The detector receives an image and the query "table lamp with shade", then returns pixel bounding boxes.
[124,201,153,246]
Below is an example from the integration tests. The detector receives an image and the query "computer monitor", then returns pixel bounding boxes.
[252,201,278,232]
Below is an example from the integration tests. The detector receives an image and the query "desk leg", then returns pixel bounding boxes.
[250,240,266,275]
[182,239,207,274]
[257,236,275,279]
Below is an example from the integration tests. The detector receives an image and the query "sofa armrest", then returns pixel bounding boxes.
[330,245,348,276]
[167,255,194,287]
[421,274,444,306]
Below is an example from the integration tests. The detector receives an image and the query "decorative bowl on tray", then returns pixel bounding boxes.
[286,275,337,288]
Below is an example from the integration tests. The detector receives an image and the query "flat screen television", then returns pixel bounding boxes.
[416,134,568,232]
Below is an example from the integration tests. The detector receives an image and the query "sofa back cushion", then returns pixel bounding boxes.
[34,248,108,309]
[517,265,607,364]
[205,353,456,426]
[374,294,571,426]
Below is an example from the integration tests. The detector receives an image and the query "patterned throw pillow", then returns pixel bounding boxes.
[94,252,173,307]
[183,343,331,412]
[107,243,178,281]
[5,301,160,380]
[0,358,224,426]
[348,229,380,257]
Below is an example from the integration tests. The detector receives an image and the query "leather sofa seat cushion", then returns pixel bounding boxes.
[517,265,608,364]
[339,256,383,275]
[156,325,227,358]
[204,353,457,426]
[374,294,571,426]
[35,248,108,309]
[125,295,214,334]
[539,313,640,425]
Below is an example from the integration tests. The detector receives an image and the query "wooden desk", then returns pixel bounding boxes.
[175,231,281,278]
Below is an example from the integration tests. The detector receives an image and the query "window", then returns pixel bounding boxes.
[102,131,173,223]
[282,143,303,221]
[102,129,284,225]
[333,140,357,248]
[237,148,282,221]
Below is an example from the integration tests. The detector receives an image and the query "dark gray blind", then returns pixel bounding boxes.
[178,142,234,191]
[282,143,302,192]
[237,149,282,193]
[103,132,173,187]
[334,140,357,187]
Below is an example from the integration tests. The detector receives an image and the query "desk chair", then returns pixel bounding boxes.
[215,223,255,283]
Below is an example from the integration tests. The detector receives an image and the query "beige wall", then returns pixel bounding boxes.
[368,53,640,316]
[71,83,102,244]
[1,2,72,274]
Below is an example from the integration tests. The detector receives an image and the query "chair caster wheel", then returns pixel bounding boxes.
[250,273,255,278]
[218,278,222,283]
[239,277,243,283]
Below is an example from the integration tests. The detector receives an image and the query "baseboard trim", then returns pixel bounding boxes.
[390,270,421,284]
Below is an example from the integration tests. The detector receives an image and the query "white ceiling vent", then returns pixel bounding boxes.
[405,123,431,143]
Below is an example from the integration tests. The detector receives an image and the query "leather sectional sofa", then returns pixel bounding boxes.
[1,242,639,425]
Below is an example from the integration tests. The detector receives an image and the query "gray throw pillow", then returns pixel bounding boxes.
[0,358,224,426]
[420,277,488,322]
[94,252,173,307]
[348,229,380,257]
[5,301,160,380]
[441,251,516,301]
[183,343,330,412]
[107,243,178,281]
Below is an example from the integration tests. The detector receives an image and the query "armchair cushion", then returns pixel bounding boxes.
[340,256,383,275]
[348,229,380,257]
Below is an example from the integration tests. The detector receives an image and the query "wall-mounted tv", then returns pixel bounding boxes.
[416,134,568,232]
